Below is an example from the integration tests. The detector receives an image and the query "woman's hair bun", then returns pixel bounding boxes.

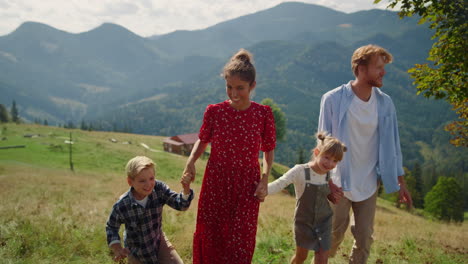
[234,49,253,64]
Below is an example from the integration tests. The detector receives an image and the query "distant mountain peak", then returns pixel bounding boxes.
[8,21,70,37]
[80,22,142,39]
[271,1,345,14]
[90,23,133,33]
[94,22,129,31]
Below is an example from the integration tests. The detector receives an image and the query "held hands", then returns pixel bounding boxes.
[182,161,196,195]
[180,172,193,195]
[254,173,268,202]
[183,161,196,183]
[327,181,343,204]
[110,244,130,262]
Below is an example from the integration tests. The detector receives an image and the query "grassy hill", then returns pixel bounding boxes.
[0,124,466,263]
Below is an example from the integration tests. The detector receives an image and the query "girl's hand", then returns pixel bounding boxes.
[254,173,268,202]
[327,181,343,204]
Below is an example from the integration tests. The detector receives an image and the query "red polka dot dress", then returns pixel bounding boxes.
[193,100,276,264]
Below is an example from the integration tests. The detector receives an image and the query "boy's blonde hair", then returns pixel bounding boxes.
[126,156,155,179]
[311,131,347,161]
[222,48,256,84]
[351,44,393,77]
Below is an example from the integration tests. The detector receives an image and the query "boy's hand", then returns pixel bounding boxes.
[181,173,193,195]
[110,244,130,262]
[183,162,196,182]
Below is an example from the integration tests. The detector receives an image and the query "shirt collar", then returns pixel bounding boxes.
[344,81,354,97]
[127,187,156,205]
[345,80,383,98]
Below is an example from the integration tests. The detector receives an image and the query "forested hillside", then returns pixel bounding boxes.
[0,2,466,199]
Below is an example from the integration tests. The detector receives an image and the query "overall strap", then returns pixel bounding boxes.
[305,166,330,182]
[304,166,311,181]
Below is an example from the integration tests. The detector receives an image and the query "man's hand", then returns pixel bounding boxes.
[398,184,413,208]
[398,176,413,208]
[327,181,343,204]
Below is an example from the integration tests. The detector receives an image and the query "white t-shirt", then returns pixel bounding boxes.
[334,88,379,202]
[268,163,328,200]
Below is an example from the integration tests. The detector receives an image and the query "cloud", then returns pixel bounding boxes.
[0,0,391,37]
[95,1,140,16]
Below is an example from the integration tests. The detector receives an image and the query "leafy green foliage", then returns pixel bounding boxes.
[260,98,287,142]
[424,177,464,222]
[375,0,468,146]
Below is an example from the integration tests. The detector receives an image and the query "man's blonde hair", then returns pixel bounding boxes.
[351,44,393,77]
[125,156,155,179]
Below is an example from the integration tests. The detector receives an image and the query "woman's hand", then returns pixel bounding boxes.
[254,173,269,202]
[183,161,196,183]
[180,172,193,195]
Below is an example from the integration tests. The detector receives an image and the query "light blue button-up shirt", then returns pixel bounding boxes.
[318,81,404,193]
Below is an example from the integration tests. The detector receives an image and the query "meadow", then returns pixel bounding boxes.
[0,124,466,263]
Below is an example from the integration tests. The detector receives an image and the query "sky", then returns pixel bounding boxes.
[0,0,392,37]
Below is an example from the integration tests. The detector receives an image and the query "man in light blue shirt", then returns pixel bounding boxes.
[318,44,412,263]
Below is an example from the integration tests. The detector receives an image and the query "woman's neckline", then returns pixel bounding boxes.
[225,100,254,112]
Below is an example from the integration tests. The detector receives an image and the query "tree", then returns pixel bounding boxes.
[375,0,467,147]
[424,177,464,222]
[296,147,306,164]
[260,98,287,141]
[0,104,9,123]
[80,120,88,131]
[10,100,19,123]
[411,162,424,208]
[65,121,75,129]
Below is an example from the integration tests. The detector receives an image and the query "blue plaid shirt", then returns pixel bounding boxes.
[106,181,193,264]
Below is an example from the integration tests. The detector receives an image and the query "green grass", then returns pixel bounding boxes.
[0,124,189,179]
[0,123,467,263]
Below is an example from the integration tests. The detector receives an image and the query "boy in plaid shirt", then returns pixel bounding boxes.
[106,156,194,264]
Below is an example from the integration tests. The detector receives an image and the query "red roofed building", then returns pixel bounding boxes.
[163,133,199,155]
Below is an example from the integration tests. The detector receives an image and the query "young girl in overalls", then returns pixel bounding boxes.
[268,132,346,264]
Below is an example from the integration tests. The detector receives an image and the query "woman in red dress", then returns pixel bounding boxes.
[183,49,276,264]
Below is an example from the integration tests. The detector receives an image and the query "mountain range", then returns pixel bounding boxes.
[0,1,465,172]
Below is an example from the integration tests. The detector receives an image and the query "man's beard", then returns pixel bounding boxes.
[368,78,383,88]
